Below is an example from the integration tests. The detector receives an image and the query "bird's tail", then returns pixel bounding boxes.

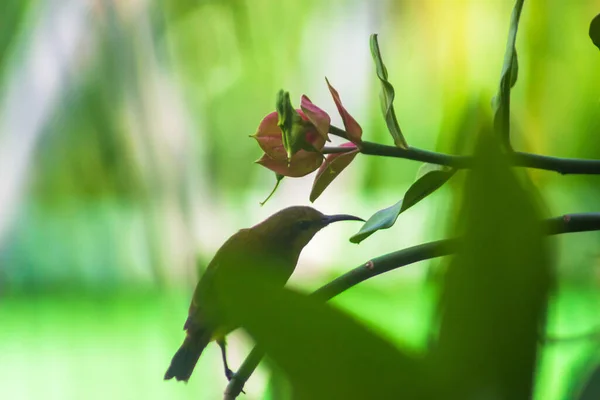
[164,330,211,382]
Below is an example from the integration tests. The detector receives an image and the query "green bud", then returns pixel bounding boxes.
[276,90,313,164]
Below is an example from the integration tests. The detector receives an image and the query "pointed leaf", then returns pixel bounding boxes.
[252,111,287,161]
[256,152,322,178]
[300,95,331,142]
[492,0,524,149]
[431,126,551,398]
[325,78,362,143]
[309,143,359,202]
[370,34,408,149]
[349,200,403,244]
[590,13,600,51]
[351,164,454,243]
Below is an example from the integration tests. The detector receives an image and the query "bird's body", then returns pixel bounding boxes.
[164,206,362,382]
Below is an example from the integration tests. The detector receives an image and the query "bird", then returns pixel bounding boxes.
[164,206,364,383]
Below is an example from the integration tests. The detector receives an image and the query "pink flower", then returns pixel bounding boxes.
[253,80,362,196]
[252,107,329,178]
[252,95,330,177]
[307,79,363,201]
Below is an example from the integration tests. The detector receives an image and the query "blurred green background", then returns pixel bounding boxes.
[1,0,599,399]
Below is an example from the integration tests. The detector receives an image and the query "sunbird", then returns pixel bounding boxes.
[164,206,363,382]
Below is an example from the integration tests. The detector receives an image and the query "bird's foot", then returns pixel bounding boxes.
[225,369,246,394]
[225,368,235,381]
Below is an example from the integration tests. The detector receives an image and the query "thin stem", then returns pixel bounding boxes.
[322,146,358,155]
[259,175,283,206]
[359,141,473,168]
[329,125,349,140]
[331,125,600,175]
[223,213,600,398]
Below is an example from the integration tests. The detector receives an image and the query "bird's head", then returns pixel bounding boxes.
[252,206,364,257]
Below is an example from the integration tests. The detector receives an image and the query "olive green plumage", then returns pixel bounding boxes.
[164,206,362,382]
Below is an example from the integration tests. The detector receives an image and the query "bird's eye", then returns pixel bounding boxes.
[297,220,312,230]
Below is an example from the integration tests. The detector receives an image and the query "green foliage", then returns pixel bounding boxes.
[590,14,600,51]
[492,0,524,149]
[215,264,435,399]
[0,0,33,78]
[431,128,552,398]
[34,62,141,204]
[2,1,600,399]
[369,34,408,149]
[350,164,454,243]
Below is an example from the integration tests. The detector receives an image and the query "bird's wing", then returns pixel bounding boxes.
[184,229,258,332]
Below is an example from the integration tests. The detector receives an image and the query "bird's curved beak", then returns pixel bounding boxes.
[322,214,365,225]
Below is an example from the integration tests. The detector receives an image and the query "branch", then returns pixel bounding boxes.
[329,126,600,175]
[359,141,472,169]
[223,346,265,400]
[223,213,600,398]
[510,152,600,175]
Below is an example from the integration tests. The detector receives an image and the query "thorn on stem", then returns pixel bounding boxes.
[365,260,375,270]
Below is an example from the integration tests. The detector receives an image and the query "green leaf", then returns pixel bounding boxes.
[590,13,600,51]
[369,34,408,149]
[350,164,454,243]
[492,0,524,149]
[214,266,435,399]
[431,125,551,398]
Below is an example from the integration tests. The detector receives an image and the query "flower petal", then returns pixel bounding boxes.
[253,109,327,162]
[326,78,362,143]
[252,112,287,161]
[298,109,327,151]
[255,111,281,138]
[300,95,331,142]
[256,150,323,178]
[309,142,359,202]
